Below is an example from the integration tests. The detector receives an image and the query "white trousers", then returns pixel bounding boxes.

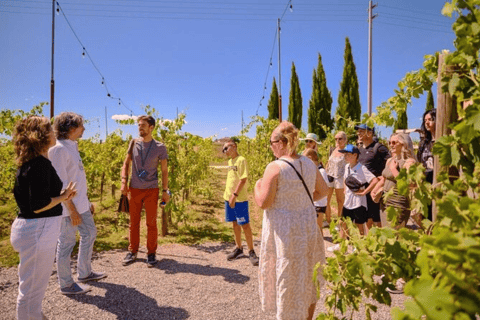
[10,216,61,320]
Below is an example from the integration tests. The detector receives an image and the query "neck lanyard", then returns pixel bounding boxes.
[140,140,153,168]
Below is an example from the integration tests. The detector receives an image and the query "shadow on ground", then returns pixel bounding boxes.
[67,281,189,320]
[156,258,250,284]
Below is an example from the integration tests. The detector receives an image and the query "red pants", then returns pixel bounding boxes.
[128,188,159,254]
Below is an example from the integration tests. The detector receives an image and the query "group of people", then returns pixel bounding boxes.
[10,113,169,319]
[10,109,436,319]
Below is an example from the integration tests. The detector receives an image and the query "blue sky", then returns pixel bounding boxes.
[1,0,455,140]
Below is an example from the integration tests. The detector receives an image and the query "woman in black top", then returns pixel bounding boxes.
[10,116,76,320]
[416,109,436,221]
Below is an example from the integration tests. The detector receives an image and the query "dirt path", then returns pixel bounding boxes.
[0,236,406,320]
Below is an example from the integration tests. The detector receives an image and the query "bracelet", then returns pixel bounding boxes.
[163,189,168,192]
[233,193,238,197]
[121,176,127,179]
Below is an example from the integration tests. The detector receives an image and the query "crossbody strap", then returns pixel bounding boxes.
[279,159,314,206]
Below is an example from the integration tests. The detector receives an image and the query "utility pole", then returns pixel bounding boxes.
[277,18,282,122]
[50,0,55,118]
[105,106,108,138]
[367,1,377,116]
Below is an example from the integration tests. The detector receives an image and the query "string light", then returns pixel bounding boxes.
[289,4,293,12]
[55,1,135,115]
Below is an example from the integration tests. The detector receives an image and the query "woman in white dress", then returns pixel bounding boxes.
[254,121,328,320]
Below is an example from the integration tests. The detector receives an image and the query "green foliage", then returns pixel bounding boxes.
[317,1,480,319]
[267,77,280,120]
[238,116,279,191]
[335,38,361,131]
[308,53,333,139]
[287,62,303,129]
[394,110,408,130]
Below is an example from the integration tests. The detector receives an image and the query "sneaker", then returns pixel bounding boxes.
[227,247,243,261]
[387,278,405,294]
[334,225,340,232]
[60,282,91,295]
[248,250,259,266]
[322,221,330,228]
[147,253,157,267]
[327,244,341,252]
[122,252,137,266]
[78,271,107,283]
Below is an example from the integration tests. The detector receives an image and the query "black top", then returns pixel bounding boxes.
[358,141,390,177]
[14,156,63,219]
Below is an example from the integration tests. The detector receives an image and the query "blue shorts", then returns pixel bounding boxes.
[225,201,250,225]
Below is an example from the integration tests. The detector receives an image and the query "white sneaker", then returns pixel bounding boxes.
[322,221,330,228]
[327,244,341,252]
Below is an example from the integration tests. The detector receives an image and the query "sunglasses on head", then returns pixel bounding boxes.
[222,145,233,153]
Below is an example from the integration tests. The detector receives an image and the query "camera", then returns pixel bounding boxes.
[138,170,148,179]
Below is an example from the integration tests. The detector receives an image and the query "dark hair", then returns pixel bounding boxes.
[137,115,156,127]
[53,112,83,140]
[224,138,237,147]
[13,116,53,166]
[417,108,436,162]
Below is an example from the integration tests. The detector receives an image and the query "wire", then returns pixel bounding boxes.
[56,1,134,114]
[256,28,278,116]
[376,21,453,34]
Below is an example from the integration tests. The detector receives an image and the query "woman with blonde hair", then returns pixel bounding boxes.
[371,133,416,229]
[255,121,327,320]
[10,116,76,319]
[325,131,347,227]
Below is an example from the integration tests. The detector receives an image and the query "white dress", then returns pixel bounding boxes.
[259,156,326,320]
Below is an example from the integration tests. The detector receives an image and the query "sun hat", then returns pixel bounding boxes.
[300,133,321,145]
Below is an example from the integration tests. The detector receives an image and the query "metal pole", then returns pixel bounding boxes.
[50,0,55,118]
[105,106,108,138]
[367,1,377,116]
[277,18,282,122]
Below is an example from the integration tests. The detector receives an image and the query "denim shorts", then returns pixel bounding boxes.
[225,201,249,225]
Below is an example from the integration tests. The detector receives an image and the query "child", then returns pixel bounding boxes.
[302,149,328,233]
[328,144,378,252]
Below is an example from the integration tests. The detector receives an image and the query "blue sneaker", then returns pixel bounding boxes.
[77,271,107,283]
[60,282,91,295]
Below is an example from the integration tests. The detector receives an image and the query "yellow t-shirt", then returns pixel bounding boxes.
[223,155,248,202]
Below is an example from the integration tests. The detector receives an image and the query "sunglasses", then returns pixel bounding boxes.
[335,137,343,141]
[270,140,281,146]
[305,140,315,143]
[389,140,400,145]
[222,145,233,153]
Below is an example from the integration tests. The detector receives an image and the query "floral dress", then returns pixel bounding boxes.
[259,156,326,320]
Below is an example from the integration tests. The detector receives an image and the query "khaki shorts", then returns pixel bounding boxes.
[327,175,344,189]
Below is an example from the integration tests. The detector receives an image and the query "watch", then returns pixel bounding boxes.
[233,193,238,197]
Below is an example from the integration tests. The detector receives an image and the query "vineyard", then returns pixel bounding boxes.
[1,1,480,319]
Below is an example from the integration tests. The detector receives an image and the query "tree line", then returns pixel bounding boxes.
[267,37,436,135]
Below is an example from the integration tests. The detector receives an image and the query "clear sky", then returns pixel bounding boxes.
[1,0,455,140]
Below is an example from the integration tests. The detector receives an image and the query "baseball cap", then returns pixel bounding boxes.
[338,144,360,154]
[354,124,374,132]
[300,133,321,144]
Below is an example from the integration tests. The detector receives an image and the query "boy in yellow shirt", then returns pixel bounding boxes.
[222,139,259,266]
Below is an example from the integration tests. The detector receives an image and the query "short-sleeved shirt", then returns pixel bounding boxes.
[128,139,168,189]
[343,162,375,210]
[223,155,248,202]
[14,156,63,219]
[358,141,390,177]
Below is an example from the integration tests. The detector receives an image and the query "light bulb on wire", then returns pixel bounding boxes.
[289,4,293,12]
[56,7,60,15]
[82,48,86,59]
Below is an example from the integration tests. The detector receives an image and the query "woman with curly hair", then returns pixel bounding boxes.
[10,116,76,320]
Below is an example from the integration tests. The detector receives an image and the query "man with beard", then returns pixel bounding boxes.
[120,115,169,267]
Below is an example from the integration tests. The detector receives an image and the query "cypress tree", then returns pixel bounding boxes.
[288,62,303,129]
[308,53,333,139]
[335,37,361,131]
[426,88,434,112]
[267,77,279,120]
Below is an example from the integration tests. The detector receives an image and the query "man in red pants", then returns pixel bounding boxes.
[120,115,169,267]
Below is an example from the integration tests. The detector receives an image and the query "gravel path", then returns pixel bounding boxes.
[0,236,407,320]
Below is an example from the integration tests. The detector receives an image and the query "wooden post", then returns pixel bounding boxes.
[433,53,458,222]
[161,205,168,236]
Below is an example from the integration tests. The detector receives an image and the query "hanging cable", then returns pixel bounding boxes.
[56,1,134,115]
